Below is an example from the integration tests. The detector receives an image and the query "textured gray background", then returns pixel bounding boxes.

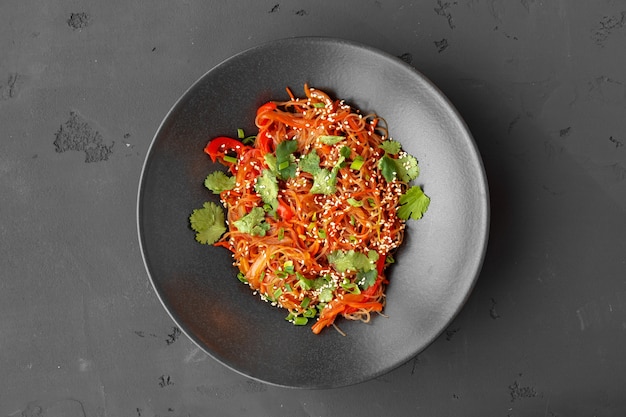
[2,1,626,416]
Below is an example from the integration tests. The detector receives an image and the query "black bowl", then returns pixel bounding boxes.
[137,37,489,388]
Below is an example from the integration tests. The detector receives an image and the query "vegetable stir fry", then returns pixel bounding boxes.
[190,85,429,334]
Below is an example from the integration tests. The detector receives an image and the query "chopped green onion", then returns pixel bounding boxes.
[243,135,256,145]
[237,272,248,284]
[278,160,290,170]
[341,280,361,294]
[301,297,311,309]
[317,229,327,239]
[293,316,308,326]
[347,197,363,207]
[285,313,295,321]
[278,227,285,240]
[303,308,317,318]
[223,155,238,164]
[313,102,325,108]
[237,128,245,139]
[350,155,365,170]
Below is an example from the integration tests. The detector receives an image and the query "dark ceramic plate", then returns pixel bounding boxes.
[137,37,489,389]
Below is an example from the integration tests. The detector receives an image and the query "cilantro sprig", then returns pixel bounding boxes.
[255,169,279,209]
[397,185,430,220]
[233,207,271,236]
[298,147,350,195]
[189,201,227,244]
[204,171,236,194]
[327,249,380,290]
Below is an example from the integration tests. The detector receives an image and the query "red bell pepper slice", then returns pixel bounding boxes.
[257,130,274,154]
[276,198,294,221]
[204,136,247,163]
[256,101,277,116]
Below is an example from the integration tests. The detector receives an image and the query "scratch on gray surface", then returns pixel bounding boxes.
[184,346,208,363]
[165,327,182,345]
[434,38,449,52]
[410,355,420,375]
[67,12,92,30]
[576,294,626,331]
[0,73,20,100]
[434,0,457,29]
[544,139,564,162]
[591,11,626,46]
[53,111,114,163]
[509,380,538,402]
[397,52,413,64]
[490,298,500,319]
[586,75,625,104]
[609,136,624,148]
[17,399,87,417]
[507,115,521,134]
[520,0,536,12]
[158,375,174,388]
[445,327,459,341]
[588,162,626,185]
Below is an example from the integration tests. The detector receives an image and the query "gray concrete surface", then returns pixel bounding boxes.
[2,1,626,416]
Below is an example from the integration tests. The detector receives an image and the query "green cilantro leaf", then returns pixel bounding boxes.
[189,201,227,244]
[255,169,279,209]
[379,140,401,155]
[298,149,321,174]
[309,152,348,195]
[378,152,420,183]
[310,168,337,194]
[357,269,378,289]
[318,135,345,145]
[327,249,376,273]
[395,153,420,182]
[276,139,298,159]
[275,140,298,179]
[318,288,334,302]
[378,154,398,182]
[233,207,271,236]
[397,185,430,220]
[204,171,236,194]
